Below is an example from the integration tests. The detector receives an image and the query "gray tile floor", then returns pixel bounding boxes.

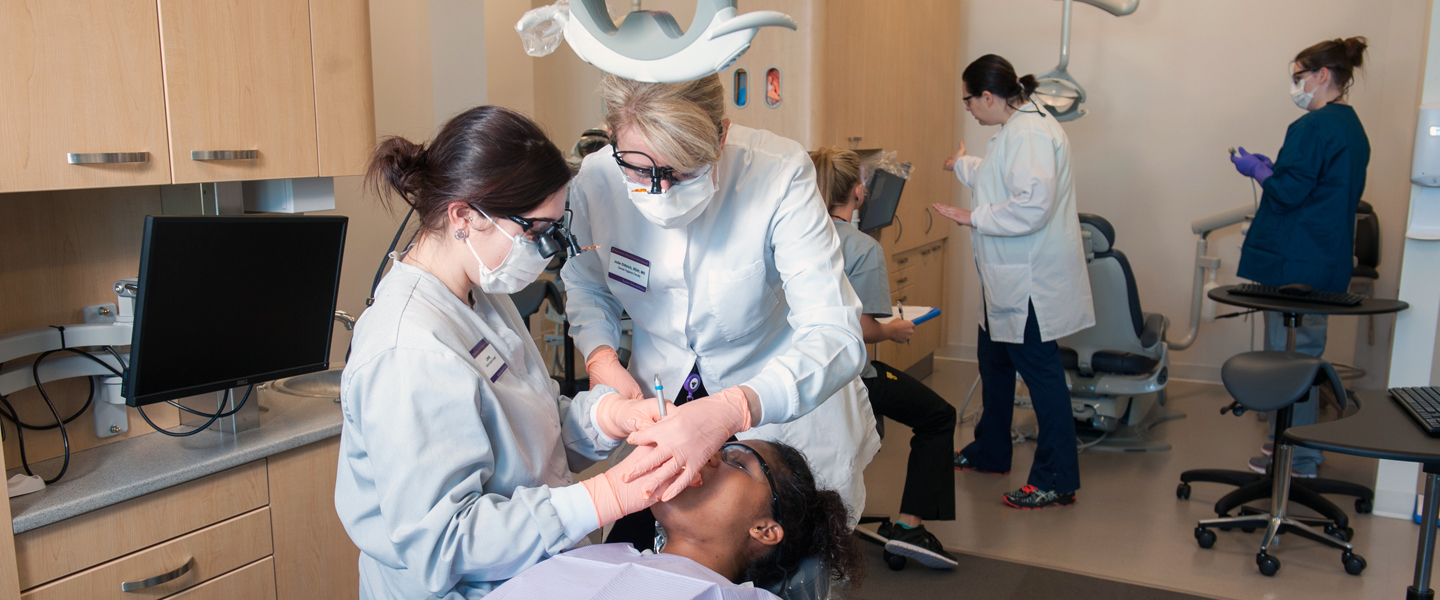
[854,358,1434,600]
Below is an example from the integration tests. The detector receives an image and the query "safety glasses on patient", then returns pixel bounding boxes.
[613,150,714,194]
[719,442,783,519]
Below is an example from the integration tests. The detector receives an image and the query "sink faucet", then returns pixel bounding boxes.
[334,310,357,331]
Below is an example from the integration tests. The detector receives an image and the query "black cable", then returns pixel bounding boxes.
[139,384,253,437]
[0,346,127,484]
[368,207,415,307]
[1216,309,1262,320]
[167,384,254,419]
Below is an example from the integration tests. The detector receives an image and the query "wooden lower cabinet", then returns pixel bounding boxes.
[875,240,947,372]
[5,437,357,599]
[168,558,277,600]
[268,436,360,600]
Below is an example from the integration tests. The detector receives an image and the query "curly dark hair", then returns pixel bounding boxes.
[742,441,864,588]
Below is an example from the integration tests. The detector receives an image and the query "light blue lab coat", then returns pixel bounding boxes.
[335,259,621,599]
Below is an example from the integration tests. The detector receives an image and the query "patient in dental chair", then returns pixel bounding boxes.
[487,440,862,599]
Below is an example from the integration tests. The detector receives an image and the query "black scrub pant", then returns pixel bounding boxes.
[604,366,711,551]
[959,302,1080,495]
[862,361,957,520]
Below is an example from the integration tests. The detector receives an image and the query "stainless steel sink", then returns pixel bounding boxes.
[272,369,342,398]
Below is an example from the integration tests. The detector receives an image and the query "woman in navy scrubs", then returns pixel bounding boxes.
[1229,37,1370,478]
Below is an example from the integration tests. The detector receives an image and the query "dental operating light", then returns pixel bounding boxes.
[1034,0,1139,122]
[517,0,797,84]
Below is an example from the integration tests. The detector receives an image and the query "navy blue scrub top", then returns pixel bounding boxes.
[1238,103,1370,293]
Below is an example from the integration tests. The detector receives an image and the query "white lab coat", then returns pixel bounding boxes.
[953,99,1094,343]
[561,125,880,524]
[336,259,622,599]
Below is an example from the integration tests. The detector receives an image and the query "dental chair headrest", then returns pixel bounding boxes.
[1078,213,1114,253]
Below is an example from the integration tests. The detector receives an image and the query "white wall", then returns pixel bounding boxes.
[947,0,1431,385]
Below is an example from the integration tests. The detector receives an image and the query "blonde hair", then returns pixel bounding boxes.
[600,74,726,173]
[809,147,862,214]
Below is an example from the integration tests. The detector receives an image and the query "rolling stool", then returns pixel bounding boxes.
[1183,351,1366,576]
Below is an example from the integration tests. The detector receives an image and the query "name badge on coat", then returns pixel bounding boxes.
[607,247,650,292]
[470,339,508,382]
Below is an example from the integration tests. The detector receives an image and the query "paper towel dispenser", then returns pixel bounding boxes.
[1412,103,1440,187]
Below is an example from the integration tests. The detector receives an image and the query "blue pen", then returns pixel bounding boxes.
[654,376,666,417]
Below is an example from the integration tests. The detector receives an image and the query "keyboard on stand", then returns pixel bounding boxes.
[1230,283,1364,307]
[1390,387,1440,436]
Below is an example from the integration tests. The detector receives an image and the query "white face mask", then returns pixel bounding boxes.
[462,210,550,294]
[625,166,718,229]
[1290,75,1315,111]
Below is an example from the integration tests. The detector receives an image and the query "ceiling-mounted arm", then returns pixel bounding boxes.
[1074,0,1139,17]
[1057,0,1073,70]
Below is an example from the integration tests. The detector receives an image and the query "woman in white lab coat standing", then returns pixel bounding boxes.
[934,54,1095,510]
[335,106,677,599]
[561,74,879,549]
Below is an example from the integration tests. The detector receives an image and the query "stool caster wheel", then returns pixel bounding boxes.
[1355,498,1373,514]
[1325,525,1354,542]
[1241,526,1257,534]
[1195,527,1216,549]
[883,550,907,571]
[1176,483,1191,500]
[1342,552,1366,575]
[1257,552,1280,576]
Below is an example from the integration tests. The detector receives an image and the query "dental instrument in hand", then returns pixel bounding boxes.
[654,376,667,418]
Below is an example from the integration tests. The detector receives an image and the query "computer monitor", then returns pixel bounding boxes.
[123,215,348,406]
[857,168,907,232]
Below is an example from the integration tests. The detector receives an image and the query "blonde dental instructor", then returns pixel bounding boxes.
[934,55,1094,510]
[562,74,880,549]
[335,106,677,599]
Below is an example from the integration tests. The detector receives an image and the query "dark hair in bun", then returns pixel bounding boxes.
[962,54,1037,109]
[364,105,571,236]
[1296,37,1368,97]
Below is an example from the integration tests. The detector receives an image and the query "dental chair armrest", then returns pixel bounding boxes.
[1141,313,1168,349]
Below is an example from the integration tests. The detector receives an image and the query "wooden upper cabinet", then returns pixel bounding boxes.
[158,0,320,184]
[0,0,173,193]
[309,0,377,177]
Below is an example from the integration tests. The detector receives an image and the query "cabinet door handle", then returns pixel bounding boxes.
[925,206,933,234]
[191,150,258,161]
[67,152,149,165]
[893,214,903,243]
[121,557,193,592]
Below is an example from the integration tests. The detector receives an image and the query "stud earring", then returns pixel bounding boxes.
[454,228,468,240]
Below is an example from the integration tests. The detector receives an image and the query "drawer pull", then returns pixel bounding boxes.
[897,277,909,285]
[191,150,258,161]
[896,296,908,304]
[897,258,909,265]
[67,152,149,165]
[121,557,193,592]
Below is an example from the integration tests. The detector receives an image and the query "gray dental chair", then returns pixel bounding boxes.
[1057,214,1181,450]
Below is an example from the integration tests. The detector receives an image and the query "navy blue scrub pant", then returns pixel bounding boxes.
[960,303,1080,495]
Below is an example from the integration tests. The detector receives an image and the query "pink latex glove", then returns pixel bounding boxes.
[594,393,676,440]
[622,386,752,501]
[581,445,676,527]
[585,347,645,399]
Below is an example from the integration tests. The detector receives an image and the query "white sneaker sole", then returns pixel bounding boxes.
[884,540,959,570]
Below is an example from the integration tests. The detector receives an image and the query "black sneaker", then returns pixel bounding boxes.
[883,524,959,570]
[954,452,1008,474]
[1002,485,1076,509]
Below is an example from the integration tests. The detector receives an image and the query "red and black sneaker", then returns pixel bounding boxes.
[1002,485,1076,509]
[953,452,1009,474]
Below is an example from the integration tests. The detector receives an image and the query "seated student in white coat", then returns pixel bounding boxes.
[561,74,880,550]
[486,440,862,599]
[335,106,679,599]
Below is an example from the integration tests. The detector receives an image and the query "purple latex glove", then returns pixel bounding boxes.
[1230,146,1274,184]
